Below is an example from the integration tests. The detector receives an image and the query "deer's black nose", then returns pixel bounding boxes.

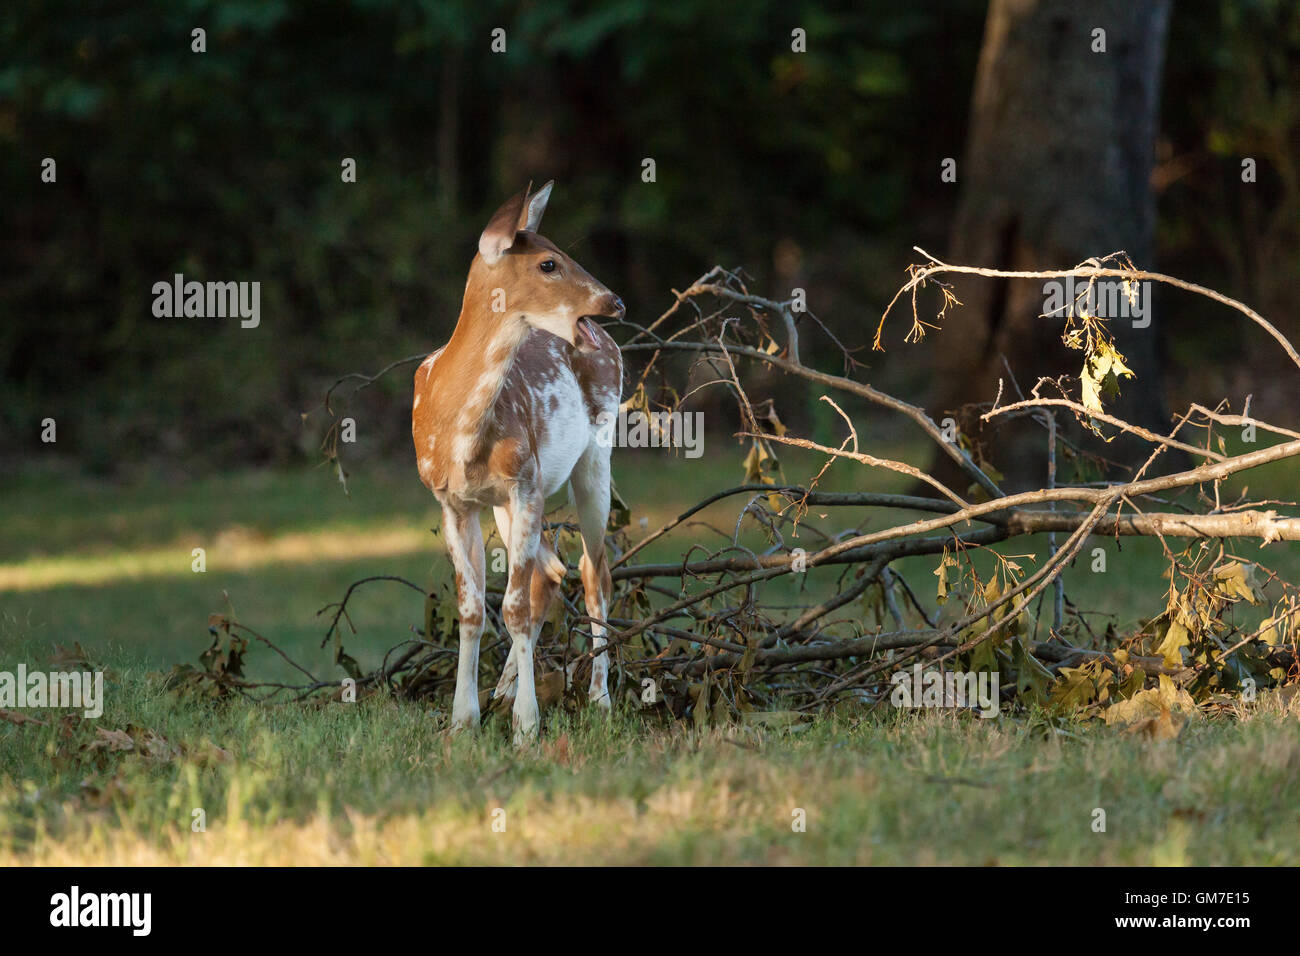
[609,295,625,319]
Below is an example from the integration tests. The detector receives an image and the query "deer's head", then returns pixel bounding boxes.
[469,181,624,352]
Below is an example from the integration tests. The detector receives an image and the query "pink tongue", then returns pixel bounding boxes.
[577,318,600,350]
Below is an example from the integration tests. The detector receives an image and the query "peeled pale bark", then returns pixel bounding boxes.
[929,0,1172,492]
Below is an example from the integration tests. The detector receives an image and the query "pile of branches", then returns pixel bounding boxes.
[182,254,1300,730]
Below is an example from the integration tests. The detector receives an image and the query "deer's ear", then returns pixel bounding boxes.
[478,188,528,264]
[520,180,554,233]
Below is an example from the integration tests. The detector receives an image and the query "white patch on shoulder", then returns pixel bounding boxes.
[526,305,575,345]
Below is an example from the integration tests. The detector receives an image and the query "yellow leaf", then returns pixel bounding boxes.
[983,576,1002,605]
[1047,664,1097,714]
[1259,617,1282,647]
[742,442,767,485]
[1213,562,1257,605]
[1080,365,1103,414]
[1103,674,1197,739]
[1096,340,1133,379]
[1155,620,1190,669]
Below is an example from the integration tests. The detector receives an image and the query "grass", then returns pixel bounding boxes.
[2,632,1298,865]
[2,445,1298,864]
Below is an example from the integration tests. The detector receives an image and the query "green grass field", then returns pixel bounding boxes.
[3,670,1299,865]
[2,446,1298,864]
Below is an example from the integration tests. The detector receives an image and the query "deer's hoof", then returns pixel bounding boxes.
[449,711,480,733]
[512,714,539,747]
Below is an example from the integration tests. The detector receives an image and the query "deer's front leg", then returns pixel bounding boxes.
[502,487,544,744]
[442,504,485,730]
[572,446,614,710]
[490,504,563,707]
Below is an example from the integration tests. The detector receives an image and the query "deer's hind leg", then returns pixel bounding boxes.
[441,504,485,730]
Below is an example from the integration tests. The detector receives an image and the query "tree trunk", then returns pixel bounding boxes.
[928,0,1172,493]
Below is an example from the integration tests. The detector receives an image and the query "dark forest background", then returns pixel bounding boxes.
[2,0,1296,479]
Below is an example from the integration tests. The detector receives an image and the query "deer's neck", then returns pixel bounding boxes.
[441,304,529,452]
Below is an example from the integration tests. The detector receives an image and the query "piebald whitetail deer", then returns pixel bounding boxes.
[412,182,623,743]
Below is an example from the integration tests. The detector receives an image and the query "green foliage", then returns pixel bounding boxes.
[2,1,1296,468]
[1,0,989,468]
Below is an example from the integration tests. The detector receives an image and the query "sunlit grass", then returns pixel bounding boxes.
[0,524,434,591]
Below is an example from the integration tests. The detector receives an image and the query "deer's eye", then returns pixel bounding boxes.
[539,259,556,274]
